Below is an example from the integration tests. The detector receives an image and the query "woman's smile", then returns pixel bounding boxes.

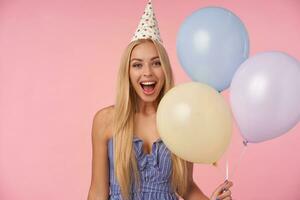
[140,80,157,95]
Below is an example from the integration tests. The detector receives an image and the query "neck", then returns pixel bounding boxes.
[136,99,158,116]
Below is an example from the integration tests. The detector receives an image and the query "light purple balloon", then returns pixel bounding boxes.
[230,51,300,143]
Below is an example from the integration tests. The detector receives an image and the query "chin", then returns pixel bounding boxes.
[139,94,159,102]
[136,90,161,103]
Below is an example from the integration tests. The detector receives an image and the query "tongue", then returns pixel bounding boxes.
[143,85,155,92]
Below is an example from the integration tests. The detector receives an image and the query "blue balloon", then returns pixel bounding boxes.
[176,7,249,92]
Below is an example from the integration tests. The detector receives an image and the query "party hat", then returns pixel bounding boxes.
[130,0,163,43]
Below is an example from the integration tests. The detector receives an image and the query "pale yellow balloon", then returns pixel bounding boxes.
[157,82,232,164]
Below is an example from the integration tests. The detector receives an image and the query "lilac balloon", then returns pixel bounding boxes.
[230,51,300,143]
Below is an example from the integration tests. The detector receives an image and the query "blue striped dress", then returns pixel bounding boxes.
[107,136,179,200]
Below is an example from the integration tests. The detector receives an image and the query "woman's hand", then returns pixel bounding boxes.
[210,180,233,200]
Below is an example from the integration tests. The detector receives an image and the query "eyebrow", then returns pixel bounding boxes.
[130,56,159,62]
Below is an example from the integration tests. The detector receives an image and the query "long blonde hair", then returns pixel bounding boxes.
[112,39,188,200]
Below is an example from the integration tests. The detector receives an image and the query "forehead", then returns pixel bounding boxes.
[130,41,158,60]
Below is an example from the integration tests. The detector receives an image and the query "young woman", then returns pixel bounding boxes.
[88,1,233,199]
[87,38,233,200]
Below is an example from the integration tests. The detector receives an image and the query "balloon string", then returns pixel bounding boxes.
[229,140,248,180]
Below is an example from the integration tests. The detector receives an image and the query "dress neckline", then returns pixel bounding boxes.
[133,135,162,144]
[108,135,162,144]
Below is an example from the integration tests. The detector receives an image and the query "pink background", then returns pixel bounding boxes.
[1,0,299,199]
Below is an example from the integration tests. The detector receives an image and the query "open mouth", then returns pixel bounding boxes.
[140,81,157,94]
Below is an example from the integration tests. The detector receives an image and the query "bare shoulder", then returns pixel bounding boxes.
[92,105,115,141]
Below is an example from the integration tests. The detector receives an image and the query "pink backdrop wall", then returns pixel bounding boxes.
[0,0,299,199]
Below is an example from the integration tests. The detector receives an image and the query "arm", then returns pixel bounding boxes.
[87,107,113,200]
[183,161,209,200]
[183,161,234,200]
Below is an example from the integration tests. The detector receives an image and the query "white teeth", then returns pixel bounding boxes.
[141,81,156,85]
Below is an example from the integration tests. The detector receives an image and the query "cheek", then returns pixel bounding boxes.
[129,70,136,82]
[129,70,140,88]
[157,70,165,83]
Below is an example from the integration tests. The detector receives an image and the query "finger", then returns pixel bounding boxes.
[213,180,234,198]
[218,190,231,199]
[222,197,231,200]
[217,181,233,194]
[222,181,233,191]
[216,180,231,192]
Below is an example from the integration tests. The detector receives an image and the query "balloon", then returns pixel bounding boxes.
[176,7,249,92]
[230,51,300,143]
[157,82,232,164]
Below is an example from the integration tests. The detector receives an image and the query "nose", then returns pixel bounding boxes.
[143,63,153,77]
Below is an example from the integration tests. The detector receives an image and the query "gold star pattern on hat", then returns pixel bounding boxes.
[130,0,163,43]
